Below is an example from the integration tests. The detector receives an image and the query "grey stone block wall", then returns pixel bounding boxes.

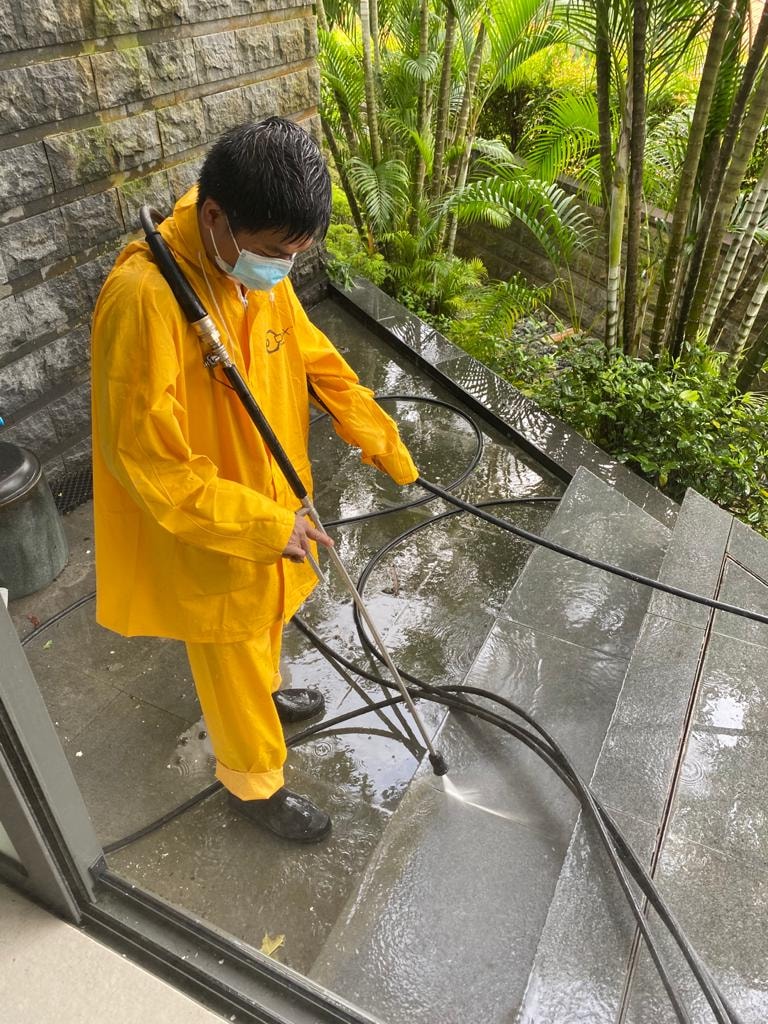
[0,2,323,479]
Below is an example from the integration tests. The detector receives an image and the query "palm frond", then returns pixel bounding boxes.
[401,50,441,82]
[446,167,596,264]
[347,157,411,233]
[521,92,599,181]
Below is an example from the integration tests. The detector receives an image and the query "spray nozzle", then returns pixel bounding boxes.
[429,751,449,776]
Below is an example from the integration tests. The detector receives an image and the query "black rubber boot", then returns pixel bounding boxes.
[272,687,325,724]
[228,788,332,842]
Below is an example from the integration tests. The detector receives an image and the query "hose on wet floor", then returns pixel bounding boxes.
[20,393,755,1023]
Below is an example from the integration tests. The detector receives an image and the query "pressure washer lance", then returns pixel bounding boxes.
[138,206,449,778]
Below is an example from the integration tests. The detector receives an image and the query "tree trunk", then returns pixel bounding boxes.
[321,114,368,246]
[705,157,768,338]
[623,0,647,355]
[411,0,431,230]
[360,0,382,166]
[316,0,329,31]
[606,112,630,350]
[648,0,735,355]
[734,316,768,390]
[672,0,768,355]
[594,0,613,210]
[431,7,458,203]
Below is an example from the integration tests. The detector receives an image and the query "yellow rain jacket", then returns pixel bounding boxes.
[91,187,418,644]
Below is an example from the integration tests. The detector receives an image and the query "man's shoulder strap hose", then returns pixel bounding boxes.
[138,205,308,503]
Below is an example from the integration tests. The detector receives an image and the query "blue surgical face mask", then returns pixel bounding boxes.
[209,218,295,292]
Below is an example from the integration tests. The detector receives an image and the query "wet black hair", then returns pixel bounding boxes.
[197,117,331,241]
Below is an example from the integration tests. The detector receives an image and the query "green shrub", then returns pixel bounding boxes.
[502,338,768,531]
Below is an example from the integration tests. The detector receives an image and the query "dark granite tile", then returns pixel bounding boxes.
[331,277,409,322]
[311,769,574,1024]
[694,631,768,736]
[517,809,657,1024]
[61,692,211,847]
[109,739,411,976]
[711,558,768,650]
[649,489,733,628]
[503,467,670,659]
[591,615,707,822]
[671,726,768,867]
[728,517,768,582]
[623,835,768,1024]
[467,620,630,783]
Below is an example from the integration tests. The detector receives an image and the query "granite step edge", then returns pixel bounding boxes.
[516,489,735,1023]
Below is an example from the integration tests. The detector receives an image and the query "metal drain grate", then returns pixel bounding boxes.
[49,467,93,514]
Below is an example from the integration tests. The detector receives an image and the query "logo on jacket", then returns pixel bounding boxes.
[266,327,291,354]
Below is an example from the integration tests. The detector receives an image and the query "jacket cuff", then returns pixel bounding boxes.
[368,446,419,485]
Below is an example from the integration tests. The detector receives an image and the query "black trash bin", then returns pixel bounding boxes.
[0,442,68,600]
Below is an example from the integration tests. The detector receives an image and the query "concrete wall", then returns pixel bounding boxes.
[0,0,321,480]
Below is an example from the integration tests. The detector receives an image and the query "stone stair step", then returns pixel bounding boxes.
[520,487,768,1024]
[309,467,671,1024]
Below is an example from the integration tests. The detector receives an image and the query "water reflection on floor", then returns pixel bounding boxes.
[17,298,563,979]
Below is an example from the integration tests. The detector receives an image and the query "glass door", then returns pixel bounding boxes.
[0,599,103,919]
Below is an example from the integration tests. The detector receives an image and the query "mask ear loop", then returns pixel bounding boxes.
[208,223,233,272]
[224,215,242,257]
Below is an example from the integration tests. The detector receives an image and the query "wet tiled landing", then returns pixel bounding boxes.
[12,298,562,979]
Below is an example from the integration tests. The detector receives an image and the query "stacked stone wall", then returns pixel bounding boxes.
[0,0,322,479]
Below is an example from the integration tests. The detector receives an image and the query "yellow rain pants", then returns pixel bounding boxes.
[186,622,286,800]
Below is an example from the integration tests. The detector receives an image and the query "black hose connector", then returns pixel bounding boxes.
[429,751,449,776]
[139,206,209,324]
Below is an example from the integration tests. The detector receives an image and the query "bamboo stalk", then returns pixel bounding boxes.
[648,0,735,356]
[441,21,486,253]
[321,114,368,246]
[411,0,431,230]
[708,246,764,345]
[734,316,768,390]
[594,0,613,211]
[672,0,768,355]
[705,158,768,336]
[360,0,382,166]
[623,0,647,354]
[606,115,630,350]
[681,61,768,351]
[431,6,458,202]
[370,0,381,78]
[728,257,768,365]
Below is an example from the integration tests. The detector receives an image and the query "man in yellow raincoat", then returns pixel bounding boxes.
[91,118,418,842]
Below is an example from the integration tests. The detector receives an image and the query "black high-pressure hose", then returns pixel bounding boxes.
[24,416,752,1023]
[49,209,750,1021]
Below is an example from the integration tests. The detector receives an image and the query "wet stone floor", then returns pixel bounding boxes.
[11,299,562,986]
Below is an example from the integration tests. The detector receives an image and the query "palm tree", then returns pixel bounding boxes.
[319,0,594,317]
